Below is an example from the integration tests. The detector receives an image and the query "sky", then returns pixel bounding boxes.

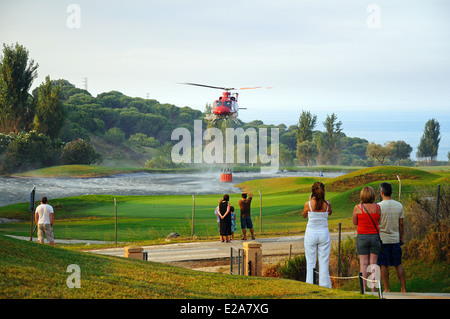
[1,0,449,160]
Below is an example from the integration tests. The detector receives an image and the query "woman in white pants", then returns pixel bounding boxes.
[302,182,332,288]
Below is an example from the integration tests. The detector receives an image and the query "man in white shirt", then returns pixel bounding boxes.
[377,182,406,293]
[34,197,55,246]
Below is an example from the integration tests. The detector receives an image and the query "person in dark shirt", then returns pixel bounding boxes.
[218,194,231,243]
[238,192,255,240]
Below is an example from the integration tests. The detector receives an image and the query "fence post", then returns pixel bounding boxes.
[359,272,364,294]
[29,186,36,241]
[192,194,195,237]
[258,190,262,234]
[397,175,402,201]
[230,247,233,274]
[114,197,118,244]
[435,185,441,229]
[238,249,241,275]
[338,222,341,277]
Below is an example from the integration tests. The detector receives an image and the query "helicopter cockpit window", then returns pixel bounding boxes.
[214,101,222,107]
[224,101,231,108]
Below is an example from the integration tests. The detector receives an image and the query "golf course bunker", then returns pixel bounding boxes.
[0,170,345,207]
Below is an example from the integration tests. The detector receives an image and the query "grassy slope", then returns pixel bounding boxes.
[0,235,372,299]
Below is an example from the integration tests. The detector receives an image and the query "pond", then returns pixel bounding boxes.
[0,170,345,207]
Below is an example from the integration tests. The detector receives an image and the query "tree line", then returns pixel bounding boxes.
[0,43,445,173]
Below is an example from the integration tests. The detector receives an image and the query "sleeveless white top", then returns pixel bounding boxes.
[306,201,329,230]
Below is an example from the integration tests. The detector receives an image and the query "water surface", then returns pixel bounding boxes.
[0,170,344,207]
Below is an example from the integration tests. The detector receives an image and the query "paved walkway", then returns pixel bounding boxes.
[85,232,354,262]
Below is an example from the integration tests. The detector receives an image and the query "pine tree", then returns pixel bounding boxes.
[417,118,441,164]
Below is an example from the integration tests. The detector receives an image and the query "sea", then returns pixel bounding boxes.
[251,110,450,162]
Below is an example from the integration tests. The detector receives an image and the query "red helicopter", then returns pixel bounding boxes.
[181,83,272,123]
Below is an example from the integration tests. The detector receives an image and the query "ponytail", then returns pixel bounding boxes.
[312,182,326,211]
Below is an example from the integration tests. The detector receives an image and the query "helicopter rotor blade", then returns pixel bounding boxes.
[180,82,273,91]
[238,86,274,90]
[180,83,234,91]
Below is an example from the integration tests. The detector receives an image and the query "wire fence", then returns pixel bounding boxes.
[230,246,244,275]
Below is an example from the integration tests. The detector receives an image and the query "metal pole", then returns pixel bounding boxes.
[114,198,117,244]
[29,187,36,241]
[192,194,195,237]
[258,190,262,234]
[230,247,233,274]
[238,249,241,275]
[338,222,342,277]
[359,272,364,294]
[255,252,258,276]
[242,249,245,275]
[435,185,441,229]
[397,175,402,201]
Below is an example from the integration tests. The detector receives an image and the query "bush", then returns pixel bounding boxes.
[404,185,449,243]
[329,236,359,287]
[405,222,449,263]
[264,255,307,282]
[403,185,449,263]
[0,131,63,173]
[60,139,102,165]
[104,127,125,144]
[129,133,160,148]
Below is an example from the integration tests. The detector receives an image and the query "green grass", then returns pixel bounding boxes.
[1,166,447,243]
[0,234,373,299]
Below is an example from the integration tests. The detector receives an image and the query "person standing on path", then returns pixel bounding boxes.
[34,197,55,246]
[302,182,332,289]
[239,192,255,240]
[377,182,407,293]
[218,194,232,243]
[353,186,381,292]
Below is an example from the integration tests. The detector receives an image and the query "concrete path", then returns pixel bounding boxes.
[84,234,311,262]
[85,232,355,263]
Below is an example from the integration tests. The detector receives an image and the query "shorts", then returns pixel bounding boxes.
[377,243,402,266]
[356,234,381,255]
[38,224,54,243]
[240,216,253,229]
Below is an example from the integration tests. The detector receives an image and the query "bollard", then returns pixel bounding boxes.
[243,241,262,276]
[124,245,144,260]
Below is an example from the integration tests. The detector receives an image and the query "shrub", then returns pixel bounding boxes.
[60,139,102,165]
[129,133,160,148]
[264,255,307,282]
[329,236,359,286]
[0,131,63,173]
[405,222,449,263]
[403,185,449,263]
[104,127,125,144]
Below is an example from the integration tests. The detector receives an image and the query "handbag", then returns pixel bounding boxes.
[361,203,383,254]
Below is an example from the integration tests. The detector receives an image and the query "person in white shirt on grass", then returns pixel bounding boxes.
[34,197,55,246]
